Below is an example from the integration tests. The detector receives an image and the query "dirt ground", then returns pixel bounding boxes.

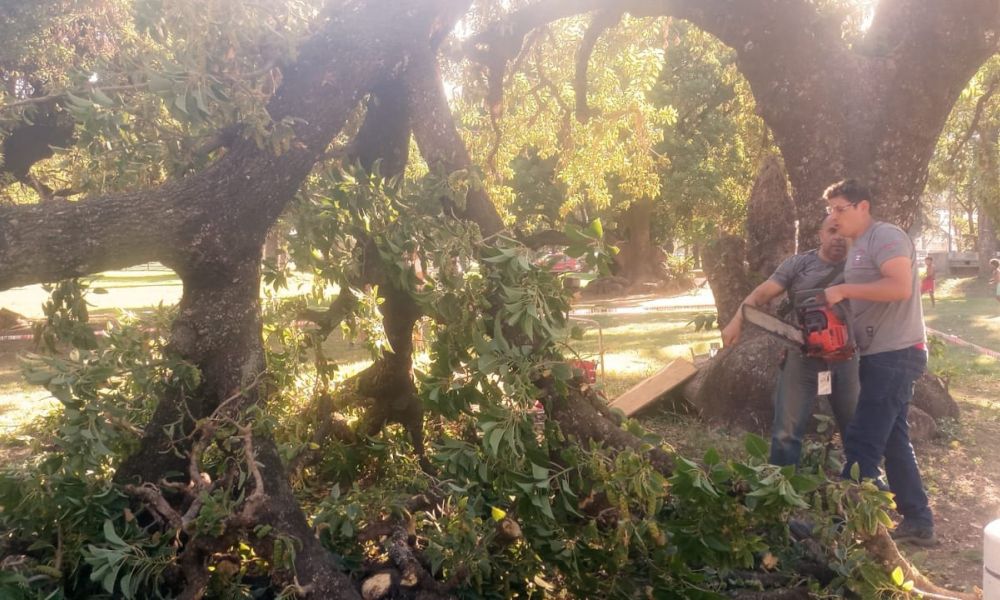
[914,386,1000,591]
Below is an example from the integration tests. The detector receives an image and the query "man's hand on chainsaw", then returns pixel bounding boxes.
[824,284,848,306]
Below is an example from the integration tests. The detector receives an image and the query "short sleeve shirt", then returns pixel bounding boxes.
[769,249,844,297]
[844,222,925,355]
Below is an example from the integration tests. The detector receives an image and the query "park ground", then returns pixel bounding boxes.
[1,272,998,592]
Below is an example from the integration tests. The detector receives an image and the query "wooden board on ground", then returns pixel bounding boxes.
[609,358,699,417]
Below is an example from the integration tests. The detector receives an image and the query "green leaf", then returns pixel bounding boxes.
[587,218,604,238]
[103,520,126,546]
[119,571,133,598]
[173,92,188,115]
[849,461,861,481]
[487,427,504,456]
[744,433,768,459]
[65,91,92,109]
[891,566,904,586]
[91,88,115,107]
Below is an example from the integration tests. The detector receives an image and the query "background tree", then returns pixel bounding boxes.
[927,56,1000,276]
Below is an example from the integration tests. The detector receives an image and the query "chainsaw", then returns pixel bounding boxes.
[741,288,855,362]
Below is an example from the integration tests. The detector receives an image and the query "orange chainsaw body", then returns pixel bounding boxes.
[795,290,854,362]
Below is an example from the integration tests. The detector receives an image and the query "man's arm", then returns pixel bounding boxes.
[824,256,912,305]
[721,279,786,346]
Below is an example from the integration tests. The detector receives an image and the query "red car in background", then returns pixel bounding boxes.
[536,251,582,273]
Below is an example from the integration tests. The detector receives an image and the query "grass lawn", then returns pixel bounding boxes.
[924,276,1000,351]
[570,310,720,399]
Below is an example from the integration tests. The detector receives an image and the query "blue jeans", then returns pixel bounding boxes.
[770,351,859,466]
[841,346,933,527]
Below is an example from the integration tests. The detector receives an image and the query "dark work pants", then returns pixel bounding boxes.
[841,346,933,527]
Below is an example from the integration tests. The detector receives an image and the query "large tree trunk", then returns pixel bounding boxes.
[616,197,659,284]
[702,235,753,327]
[745,155,796,278]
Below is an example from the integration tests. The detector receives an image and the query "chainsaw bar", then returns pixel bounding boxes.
[742,304,804,347]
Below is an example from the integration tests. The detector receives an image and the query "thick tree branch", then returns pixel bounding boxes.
[574,10,623,123]
[299,289,359,339]
[519,228,571,249]
[944,73,1000,171]
[852,0,1000,229]
[862,525,980,600]
[406,50,505,237]
[0,0,436,292]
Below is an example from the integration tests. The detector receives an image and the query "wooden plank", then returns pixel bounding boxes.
[609,358,699,417]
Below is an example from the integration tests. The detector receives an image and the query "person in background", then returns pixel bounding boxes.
[721,215,858,466]
[823,179,936,547]
[920,256,935,307]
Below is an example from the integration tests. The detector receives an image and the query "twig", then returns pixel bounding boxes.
[1,83,146,112]
[123,483,183,530]
[943,73,1000,171]
[237,423,265,505]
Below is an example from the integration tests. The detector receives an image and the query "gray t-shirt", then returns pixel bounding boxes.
[770,249,845,297]
[845,221,926,355]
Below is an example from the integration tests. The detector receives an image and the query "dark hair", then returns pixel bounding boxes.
[991,258,1000,268]
[823,179,872,205]
[925,256,933,262]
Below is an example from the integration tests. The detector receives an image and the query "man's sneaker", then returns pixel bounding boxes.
[891,520,938,547]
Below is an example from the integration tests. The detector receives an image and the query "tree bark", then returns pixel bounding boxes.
[701,234,753,327]
[745,155,796,279]
[977,125,999,277]
[0,98,75,194]
[616,197,659,284]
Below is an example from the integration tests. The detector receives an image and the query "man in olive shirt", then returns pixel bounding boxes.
[722,215,858,466]
[823,179,936,546]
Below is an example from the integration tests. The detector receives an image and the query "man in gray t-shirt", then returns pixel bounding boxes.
[823,179,935,546]
[722,215,858,466]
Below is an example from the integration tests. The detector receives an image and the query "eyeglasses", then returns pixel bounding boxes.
[825,203,857,215]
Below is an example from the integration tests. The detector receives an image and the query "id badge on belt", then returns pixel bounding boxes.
[817,370,832,395]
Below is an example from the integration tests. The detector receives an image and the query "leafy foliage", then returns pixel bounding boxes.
[0,163,911,599]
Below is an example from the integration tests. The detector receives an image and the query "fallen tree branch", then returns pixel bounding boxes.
[862,525,982,600]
